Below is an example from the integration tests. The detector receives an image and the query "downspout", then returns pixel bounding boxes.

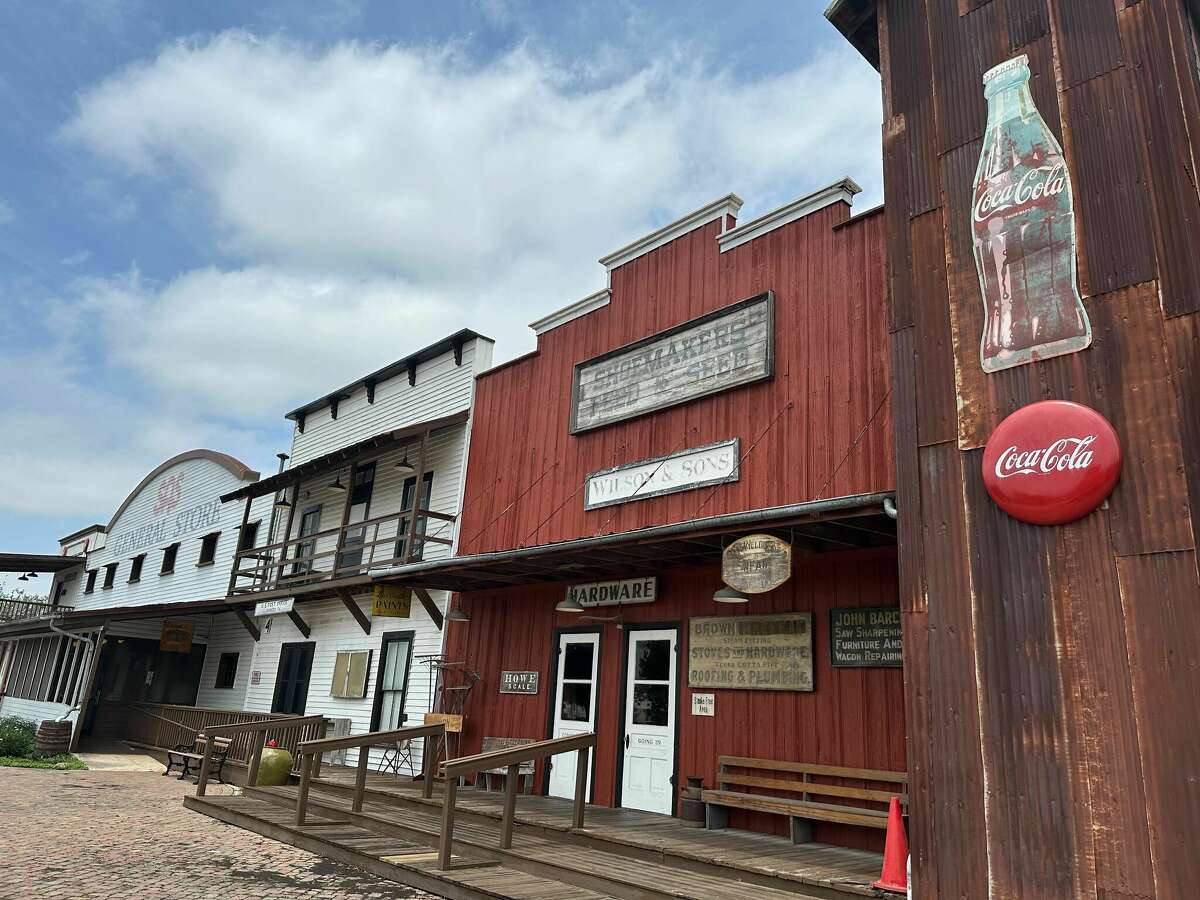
[883,496,898,519]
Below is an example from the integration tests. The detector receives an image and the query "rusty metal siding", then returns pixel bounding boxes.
[1167,313,1200,551]
[910,210,957,447]
[1006,0,1051,49]
[441,551,906,852]
[886,0,940,216]
[1049,0,1125,88]
[1062,68,1158,297]
[1120,1,1200,317]
[457,205,893,556]
[883,118,915,331]
[930,0,1003,154]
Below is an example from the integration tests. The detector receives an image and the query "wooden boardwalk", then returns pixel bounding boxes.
[184,769,887,900]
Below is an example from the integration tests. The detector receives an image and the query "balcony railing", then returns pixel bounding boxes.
[0,598,72,624]
[229,505,455,596]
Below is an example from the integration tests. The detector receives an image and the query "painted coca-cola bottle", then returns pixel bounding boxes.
[972,54,1090,373]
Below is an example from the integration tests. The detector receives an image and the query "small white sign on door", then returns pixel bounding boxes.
[691,693,715,717]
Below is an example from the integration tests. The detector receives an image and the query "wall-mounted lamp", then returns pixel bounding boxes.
[555,596,585,613]
[394,454,416,475]
[713,584,750,603]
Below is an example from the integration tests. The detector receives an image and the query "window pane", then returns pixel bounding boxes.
[563,642,594,681]
[634,640,670,681]
[380,690,403,729]
[560,683,592,722]
[632,684,669,726]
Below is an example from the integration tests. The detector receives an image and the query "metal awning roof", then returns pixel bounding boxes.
[221,409,470,503]
[370,492,896,593]
[0,553,84,573]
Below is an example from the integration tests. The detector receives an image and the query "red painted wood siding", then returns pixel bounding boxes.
[443,548,905,852]
[457,203,892,555]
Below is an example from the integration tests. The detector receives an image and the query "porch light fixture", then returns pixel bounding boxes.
[555,596,585,613]
[446,605,470,623]
[25,572,37,578]
[18,573,29,582]
[713,584,750,603]
[394,454,416,475]
[328,468,347,493]
[274,495,292,509]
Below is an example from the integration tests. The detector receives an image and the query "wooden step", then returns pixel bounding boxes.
[248,783,840,900]
[184,794,610,900]
[304,776,882,899]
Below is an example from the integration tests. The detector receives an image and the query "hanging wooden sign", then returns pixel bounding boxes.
[159,619,194,653]
[688,613,813,691]
[371,584,412,618]
[721,534,792,593]
[570,293,774,433]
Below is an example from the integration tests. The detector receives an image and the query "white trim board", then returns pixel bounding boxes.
[529,289,611,336]
[717,178,862,254]
[599,194,744,272]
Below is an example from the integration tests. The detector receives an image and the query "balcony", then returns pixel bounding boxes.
[0,598,73,624]
[229,504,454,597]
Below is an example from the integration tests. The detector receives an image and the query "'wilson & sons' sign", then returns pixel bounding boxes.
[570,293,773,433]
[584,439,739,510]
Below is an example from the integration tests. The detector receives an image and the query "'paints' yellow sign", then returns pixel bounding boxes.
[372,585,412,618]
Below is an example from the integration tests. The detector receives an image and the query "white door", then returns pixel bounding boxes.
[548,631,599,801]
[621,628,677,815]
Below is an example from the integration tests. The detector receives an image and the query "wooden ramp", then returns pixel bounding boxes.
[184,773,888,900]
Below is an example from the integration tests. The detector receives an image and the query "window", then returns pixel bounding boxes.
[330,649,372,699]
[197,532,220,566]
[160,543,179,575]
[128,554,145,583]
[370,631,413,731]
[102,563,118,589]
[237,520,261,552]
[292,506,322,576]
[214,653,239,689]
[395,471,434,562]
[84,569,97,594]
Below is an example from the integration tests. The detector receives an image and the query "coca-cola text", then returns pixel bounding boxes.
[993,435,1095,479]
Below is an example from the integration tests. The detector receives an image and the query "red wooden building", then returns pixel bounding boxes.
[377,179,902,850]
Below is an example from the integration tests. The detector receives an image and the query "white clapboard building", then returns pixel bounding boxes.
[0,451,274,746]
[216,329,493,772]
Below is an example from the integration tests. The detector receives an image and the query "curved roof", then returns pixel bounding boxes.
[107,450,260,532]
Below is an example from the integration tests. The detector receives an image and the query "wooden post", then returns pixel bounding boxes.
[333,459,358,572]
[228,496,253,595]
[438,774,457,870]
[296,752,312,827]
[500,763,520,849]
[246,726,266,786]
[572,745,589,830]
[353,743,370,813]
[274,482,299,585]
[402,431,429,562]
[422,732,438,799]
[312,718,327,778]
[196,733,215,797]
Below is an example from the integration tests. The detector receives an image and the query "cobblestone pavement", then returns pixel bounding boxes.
[0,766,443,899]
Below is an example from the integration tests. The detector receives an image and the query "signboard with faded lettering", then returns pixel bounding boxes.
[160,619,194,653]
[254,597,294,617]
[830,607,903,668]
[423,712,464,733]
[721,534,792,593]
[499,671,540,694]
[584,439,740,510]
[688,613,813,691]
[691,692,715,716]
[566,577,657,608]
[371,584,412,618]
[570,293,774,433]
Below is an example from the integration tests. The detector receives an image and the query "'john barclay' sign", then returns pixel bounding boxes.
[584,439,740,510]
[566,577,657,607]
[830,607,902,667]
[570,293,774,433]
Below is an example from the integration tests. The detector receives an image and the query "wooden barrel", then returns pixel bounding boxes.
[35,720,71,757]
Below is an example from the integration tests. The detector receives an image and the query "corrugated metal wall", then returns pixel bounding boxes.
[445,548,904,852]
[457,202,893,555]
[876,0,1200,896]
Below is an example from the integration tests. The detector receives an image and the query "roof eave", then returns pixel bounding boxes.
[824,0,881,71]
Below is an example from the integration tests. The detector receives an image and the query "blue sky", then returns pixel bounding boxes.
[0,0,881,576]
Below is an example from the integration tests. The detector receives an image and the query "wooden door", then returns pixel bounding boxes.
[548,631,599,801]
[620,628,677,815]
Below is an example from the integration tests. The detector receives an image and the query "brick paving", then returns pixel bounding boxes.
[0,766,443,899]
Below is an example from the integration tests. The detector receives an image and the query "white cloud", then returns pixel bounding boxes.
[0,199,14,225]
[61,249,92,266]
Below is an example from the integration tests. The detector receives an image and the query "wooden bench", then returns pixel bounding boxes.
[476,737,535,793]
[701,756,907,844]
[164,734,233,784]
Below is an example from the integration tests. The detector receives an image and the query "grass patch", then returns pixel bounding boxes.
[0,753,87,770]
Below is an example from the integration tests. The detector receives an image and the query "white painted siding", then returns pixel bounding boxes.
[194,613,257,710]
[0,696,74,726]
[287,337,493,466]
[70,457,273,613]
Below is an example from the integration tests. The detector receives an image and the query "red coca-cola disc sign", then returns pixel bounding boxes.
[982,400,1122,525]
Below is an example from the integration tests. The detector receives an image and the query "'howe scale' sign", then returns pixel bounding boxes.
[570,293,774,433]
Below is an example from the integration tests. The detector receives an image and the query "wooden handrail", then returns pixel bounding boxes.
[437,732,596,869]
[295,723,447,824]
[202,715,326,738]
[196,714,328,797]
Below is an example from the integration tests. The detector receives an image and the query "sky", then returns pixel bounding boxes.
[0,0,882,579]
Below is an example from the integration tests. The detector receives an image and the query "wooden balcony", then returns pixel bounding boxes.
[228,505,455,598]
[0,598,72,624]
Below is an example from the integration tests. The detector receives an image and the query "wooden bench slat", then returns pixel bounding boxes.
[716,772,907,804]
[700,789,890,829]
[717,755,907,784]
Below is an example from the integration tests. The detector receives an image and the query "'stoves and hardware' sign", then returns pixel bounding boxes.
[688,613,813,691]
[721,534,792,594]
[830,607,903,667]
[584,439,740,510]
[570,293,774,433]
[565,577,657,607]
[982,400,1121,525]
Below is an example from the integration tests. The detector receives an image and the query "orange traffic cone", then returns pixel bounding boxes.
[872,796,909,894]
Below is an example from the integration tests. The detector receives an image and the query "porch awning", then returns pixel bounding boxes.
[0,552,84,573]
[220,409,470,503]
[369,491,896,592]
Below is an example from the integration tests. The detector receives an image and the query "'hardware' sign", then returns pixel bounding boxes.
[565,577,657,608]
